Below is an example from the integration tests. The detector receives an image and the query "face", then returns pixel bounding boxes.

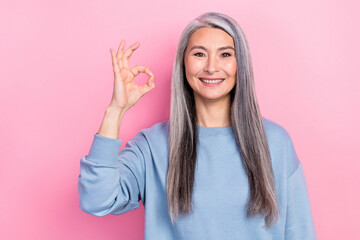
[184,27,237,102]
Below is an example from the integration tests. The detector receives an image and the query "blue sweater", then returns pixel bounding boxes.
[78,118,317,239]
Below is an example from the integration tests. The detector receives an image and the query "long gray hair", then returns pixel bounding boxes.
[167,12,279,229]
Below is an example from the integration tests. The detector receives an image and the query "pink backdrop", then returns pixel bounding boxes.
[1,0,359,239]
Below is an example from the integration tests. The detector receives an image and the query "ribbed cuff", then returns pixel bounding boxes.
[87,133,123,165]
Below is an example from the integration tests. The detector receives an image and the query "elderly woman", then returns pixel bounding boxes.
[78,12,317,239]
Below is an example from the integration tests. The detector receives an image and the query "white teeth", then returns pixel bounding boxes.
[200,79,224,83]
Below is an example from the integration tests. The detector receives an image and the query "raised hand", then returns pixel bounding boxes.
[108,39,155,112]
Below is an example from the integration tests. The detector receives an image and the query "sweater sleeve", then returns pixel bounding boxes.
[78,132,148,217]
[284,137,317,239]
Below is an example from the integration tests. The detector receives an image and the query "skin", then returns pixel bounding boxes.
[97,40,155,139]
[184,27,237,127]
[109,40,155,112]
[100,27,236,138]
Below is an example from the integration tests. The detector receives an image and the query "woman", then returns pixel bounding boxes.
[78,12,317,239]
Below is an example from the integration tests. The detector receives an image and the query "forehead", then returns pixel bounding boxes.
[187,27,234,48]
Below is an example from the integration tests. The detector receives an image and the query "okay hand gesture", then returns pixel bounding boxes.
[108,39,155,112]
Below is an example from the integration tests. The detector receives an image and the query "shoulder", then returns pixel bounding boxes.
[262,116,291,144]
[125,120,169,166]
[139,120,169,138]
[129,120,169,148]
[261,116,300,177]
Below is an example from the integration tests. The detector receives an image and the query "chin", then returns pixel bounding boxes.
[197,93,230,102]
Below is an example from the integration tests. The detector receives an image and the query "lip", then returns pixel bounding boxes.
[199,77,225,87]
[199,78,224,80]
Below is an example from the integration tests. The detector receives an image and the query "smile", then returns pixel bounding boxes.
[199,78,225,86]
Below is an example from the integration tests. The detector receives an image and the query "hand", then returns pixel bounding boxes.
[108,39,155,112]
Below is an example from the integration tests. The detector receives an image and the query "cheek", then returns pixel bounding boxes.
[224,60,237,76]
[185,57,203,76]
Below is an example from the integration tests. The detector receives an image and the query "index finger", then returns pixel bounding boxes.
[130,65,155,87]
[130,65,153,78]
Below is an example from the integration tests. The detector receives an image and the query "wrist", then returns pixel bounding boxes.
[106,105,126,118]
[97,106,125,139]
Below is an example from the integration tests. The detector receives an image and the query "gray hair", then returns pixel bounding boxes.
[167,11,279,229]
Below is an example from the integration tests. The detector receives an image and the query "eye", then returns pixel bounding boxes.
[221,53,232,57]
[194,52,205,57]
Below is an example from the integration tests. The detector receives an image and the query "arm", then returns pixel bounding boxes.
[284,137,317,239]
[78,125,148,216]
[78,40,155,216]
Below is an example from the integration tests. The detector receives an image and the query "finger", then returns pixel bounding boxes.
[116,39,125,68]
[122,41,140,69]
[130,65,155,86]
[130,65,150,77]
[116,39,125,57]
[139,76,155,96]
[110,48,121,77]
[145,68,155,87]
[139,69,155,96]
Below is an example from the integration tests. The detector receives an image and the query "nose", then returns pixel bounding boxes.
[203,55,219,74]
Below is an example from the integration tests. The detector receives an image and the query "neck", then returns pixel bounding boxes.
[194,94,232,128]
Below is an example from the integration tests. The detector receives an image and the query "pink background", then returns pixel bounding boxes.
[1,0,359,239]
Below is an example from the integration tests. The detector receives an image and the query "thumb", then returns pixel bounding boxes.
[139,74,155,96]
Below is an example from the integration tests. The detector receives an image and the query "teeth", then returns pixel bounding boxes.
[200,79,224,83]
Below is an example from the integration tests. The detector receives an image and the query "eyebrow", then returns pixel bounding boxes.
[189,45,235,51]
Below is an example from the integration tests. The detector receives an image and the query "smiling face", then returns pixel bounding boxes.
[184,27,237,103]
